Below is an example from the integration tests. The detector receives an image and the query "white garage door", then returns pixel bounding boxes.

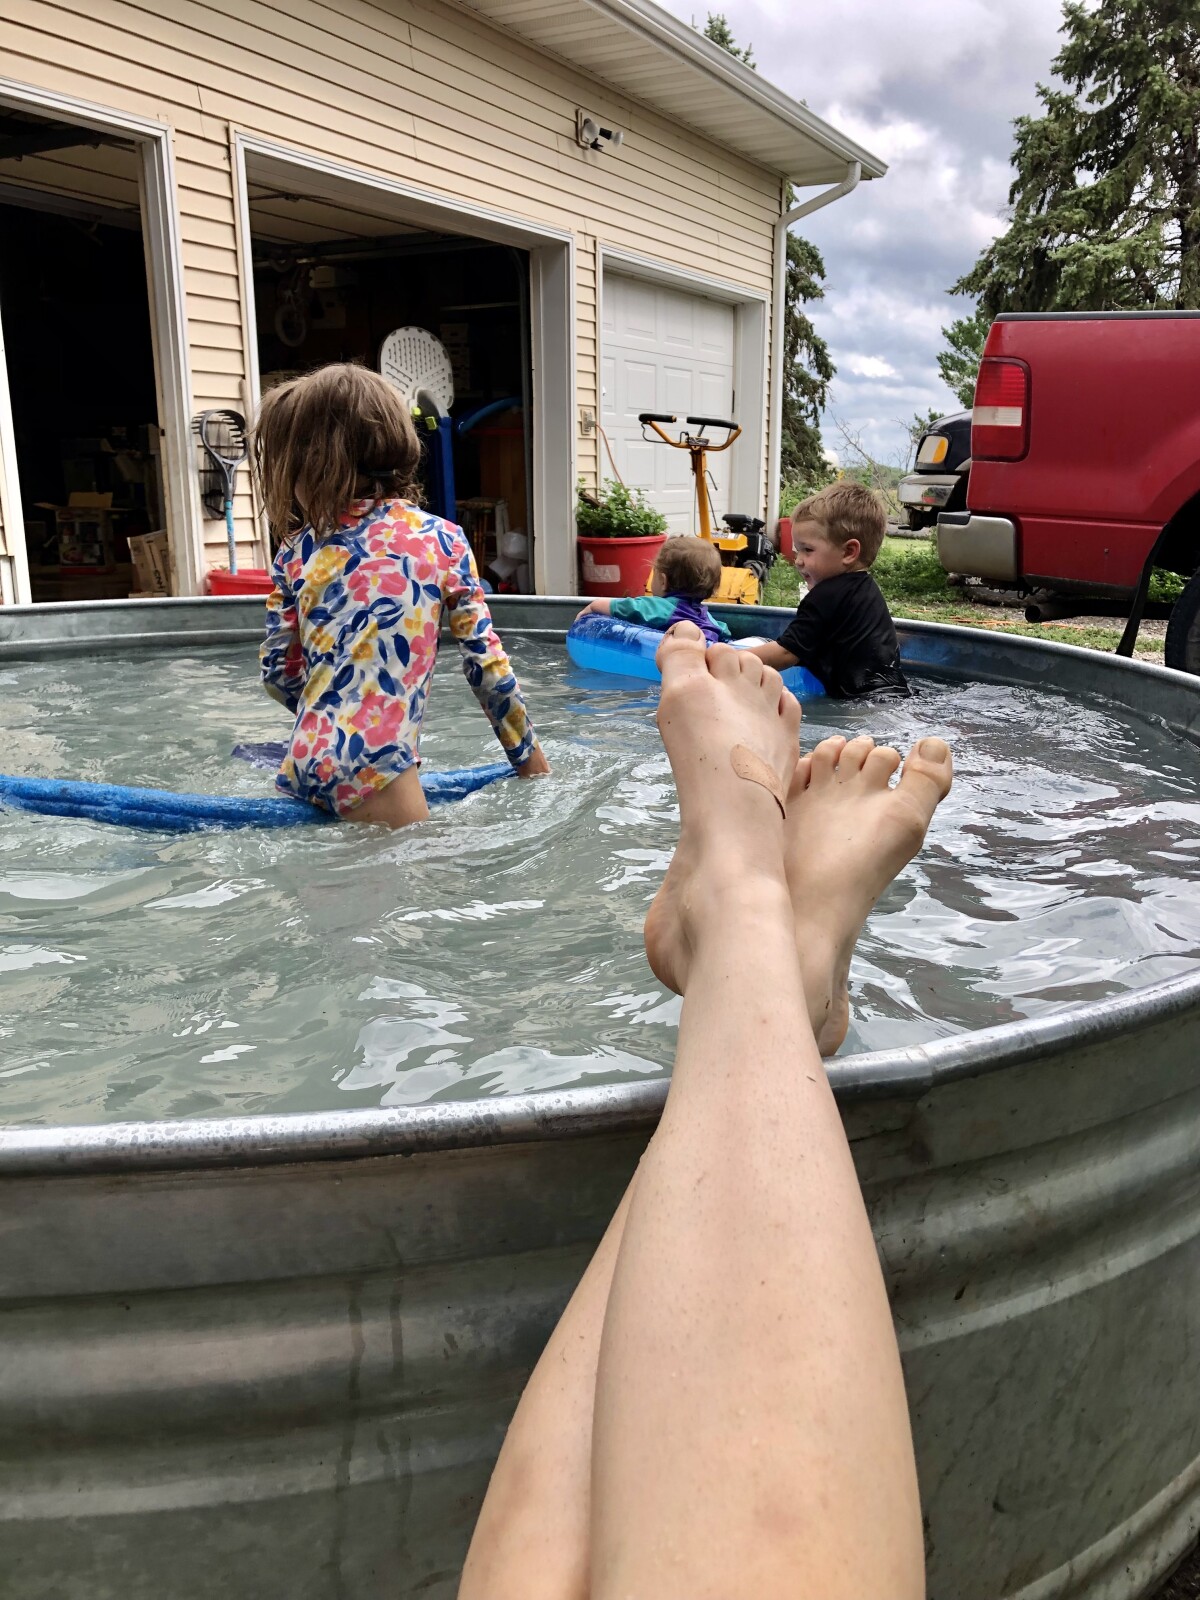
[601,273,737,536]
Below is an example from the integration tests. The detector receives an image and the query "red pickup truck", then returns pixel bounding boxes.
[936,311,1200,674]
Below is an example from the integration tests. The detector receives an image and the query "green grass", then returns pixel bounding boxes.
[761,536,1165,660]
[763,536,950,609]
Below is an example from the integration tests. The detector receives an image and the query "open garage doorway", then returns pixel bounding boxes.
[236,138,575,595]
[0,107,166,602]
[247,186,534,593]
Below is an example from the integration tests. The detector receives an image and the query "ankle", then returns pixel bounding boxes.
[685,870,793,943]
[795,924,841,967]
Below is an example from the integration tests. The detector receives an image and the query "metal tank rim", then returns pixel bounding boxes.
[0,592,1196,1179]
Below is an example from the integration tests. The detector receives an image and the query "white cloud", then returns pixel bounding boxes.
[843,353,899,379]
[657,0,1064,460]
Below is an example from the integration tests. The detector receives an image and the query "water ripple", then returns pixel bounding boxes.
[0,644,1195,1120]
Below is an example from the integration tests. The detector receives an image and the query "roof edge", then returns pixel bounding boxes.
[582,0,888,181]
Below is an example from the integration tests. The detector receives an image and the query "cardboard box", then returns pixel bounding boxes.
[34,493,116,570]
[128,530,170,595]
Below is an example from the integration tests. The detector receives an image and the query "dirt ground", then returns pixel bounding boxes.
[977,598,1168,661]
[883,525,1169,662]
[985,606,1170,642]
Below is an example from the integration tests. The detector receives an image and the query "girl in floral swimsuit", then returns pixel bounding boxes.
[254,363,550,828]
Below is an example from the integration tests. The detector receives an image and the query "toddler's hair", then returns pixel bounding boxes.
[792,482,887,565]
[653,536,723,600]
[253,362,421,543]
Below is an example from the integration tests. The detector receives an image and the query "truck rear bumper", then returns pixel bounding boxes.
[937,511,1018,582]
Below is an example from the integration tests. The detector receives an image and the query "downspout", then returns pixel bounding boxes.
[767,160,860,537]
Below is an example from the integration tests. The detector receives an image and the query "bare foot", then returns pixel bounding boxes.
[786,733,953,1055]
[643,624,802,995]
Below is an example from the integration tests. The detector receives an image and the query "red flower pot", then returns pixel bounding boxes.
[577,533,667,598]
[206,568,275,596]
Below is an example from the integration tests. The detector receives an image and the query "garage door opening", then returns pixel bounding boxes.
[249,181,534,593]
[0,109,166,602]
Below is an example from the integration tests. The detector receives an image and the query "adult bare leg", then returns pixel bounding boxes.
[459,871,889,1600]
[458,1178,638,1600]
[461,636,951,1600]
[588,627,931,1600]
[459,627,799,1600]
[460,676,817,1600]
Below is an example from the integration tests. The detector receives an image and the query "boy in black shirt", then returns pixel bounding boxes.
[750,482,908,698]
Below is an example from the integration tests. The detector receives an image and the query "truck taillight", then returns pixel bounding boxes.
[973,357,1030,460]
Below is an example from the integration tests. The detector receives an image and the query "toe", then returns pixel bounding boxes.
[708,643,761,685]
[787,752,814,801]
[809,735,847,784]
[862,744,902,788]
[757,661,785,703]
[837,735,876,776]
[656,622,709,683]
[778,684,803,742]
[899,737,954,809]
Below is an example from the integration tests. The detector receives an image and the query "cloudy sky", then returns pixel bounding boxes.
[659,0,1068,464]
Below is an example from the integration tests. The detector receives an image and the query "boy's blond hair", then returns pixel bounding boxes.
[653,536,723,600]
[792,482,887,566]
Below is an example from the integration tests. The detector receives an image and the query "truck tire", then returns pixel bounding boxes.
[1164,568,1200,674]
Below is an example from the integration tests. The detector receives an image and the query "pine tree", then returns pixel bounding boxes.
[702,12,755,67]
[697,13,834,483]
[781,231,836,482]
[956,0,1200,312]
[937,307,991,408]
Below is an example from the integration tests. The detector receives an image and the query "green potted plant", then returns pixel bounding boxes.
[576,479,669,597]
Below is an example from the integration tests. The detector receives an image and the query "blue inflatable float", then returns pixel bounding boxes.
[565,613,826,698]
[0,761,514,834]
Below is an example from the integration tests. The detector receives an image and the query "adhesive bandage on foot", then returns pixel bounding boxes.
[730,745,787,818]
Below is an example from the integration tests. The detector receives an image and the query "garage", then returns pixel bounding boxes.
[235,137,586,595]
[247,174,535,591]
[2,1,883,603]
[600,270,741,536]
[0,108,166,603]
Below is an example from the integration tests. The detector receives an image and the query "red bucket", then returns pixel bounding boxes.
[577,534,666,598]
[206,568,275,596]
[778,516,793,562]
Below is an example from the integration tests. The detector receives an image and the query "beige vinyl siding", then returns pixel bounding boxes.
[576,238,599,486]
[6,0,779,576]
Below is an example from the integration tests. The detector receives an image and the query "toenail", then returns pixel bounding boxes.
[917,738,941,757]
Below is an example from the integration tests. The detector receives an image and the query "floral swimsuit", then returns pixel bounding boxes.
[260,498,539,815]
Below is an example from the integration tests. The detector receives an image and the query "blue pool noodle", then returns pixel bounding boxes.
[565,613,826,698]
[0,762,514,833]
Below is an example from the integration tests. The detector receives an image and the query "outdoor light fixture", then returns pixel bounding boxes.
[577,110,624,152]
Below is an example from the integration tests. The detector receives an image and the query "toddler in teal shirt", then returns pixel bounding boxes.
[575,536,731,644]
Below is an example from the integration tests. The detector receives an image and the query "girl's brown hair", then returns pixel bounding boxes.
[253,362,422,545]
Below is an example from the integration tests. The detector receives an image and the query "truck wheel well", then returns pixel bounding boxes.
[1160,492,1200,576]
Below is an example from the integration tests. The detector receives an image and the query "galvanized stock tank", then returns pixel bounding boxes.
[0,597,1198,1600]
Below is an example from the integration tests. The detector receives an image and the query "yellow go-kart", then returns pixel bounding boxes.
[637,412,775,604]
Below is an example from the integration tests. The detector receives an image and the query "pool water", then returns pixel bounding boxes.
[0,638,1197,1126]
